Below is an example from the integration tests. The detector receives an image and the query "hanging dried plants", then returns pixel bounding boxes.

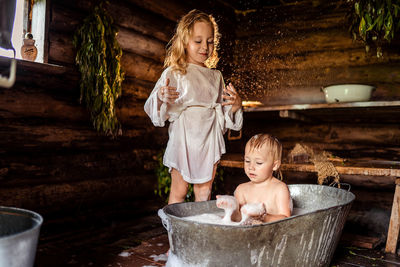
[348,0,400,58]
[73,2,124,137]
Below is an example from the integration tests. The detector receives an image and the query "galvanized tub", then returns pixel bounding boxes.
[0,206,43,267]
[158,184,355,267]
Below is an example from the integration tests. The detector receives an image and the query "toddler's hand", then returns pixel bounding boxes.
[216,195,238,210]
[158,78,179,104]
[241,203,266,218]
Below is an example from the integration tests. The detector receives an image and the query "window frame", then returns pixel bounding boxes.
[0,0,50,63]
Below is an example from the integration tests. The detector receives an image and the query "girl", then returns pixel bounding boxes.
[144,9,243,204]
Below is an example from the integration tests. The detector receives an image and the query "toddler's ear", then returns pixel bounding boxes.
[272,160,281,171]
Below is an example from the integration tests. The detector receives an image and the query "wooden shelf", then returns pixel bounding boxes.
[0,56,75,76]
[244,101,400,112]
[242,101,400,123]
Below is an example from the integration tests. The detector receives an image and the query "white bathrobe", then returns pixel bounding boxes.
[144,63,243,183]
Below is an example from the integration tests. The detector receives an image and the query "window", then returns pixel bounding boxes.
[0,0,47,63]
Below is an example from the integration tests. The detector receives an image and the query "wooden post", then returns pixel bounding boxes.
[385,177,400,254]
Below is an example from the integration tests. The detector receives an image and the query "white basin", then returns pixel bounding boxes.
[322,84,375,103]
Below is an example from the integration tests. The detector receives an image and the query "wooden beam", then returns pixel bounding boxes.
[385,177,400,254]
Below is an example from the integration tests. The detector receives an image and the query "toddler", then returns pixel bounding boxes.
[217,134,292,224]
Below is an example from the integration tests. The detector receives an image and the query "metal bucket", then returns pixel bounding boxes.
[159,184,355,267]
[0,206,43,267]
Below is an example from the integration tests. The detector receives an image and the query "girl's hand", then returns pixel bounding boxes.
[222,83,242,113]
[158,78,179,104]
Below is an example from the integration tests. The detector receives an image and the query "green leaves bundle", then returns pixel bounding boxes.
[73,2,124,137]
[348,0,400,57]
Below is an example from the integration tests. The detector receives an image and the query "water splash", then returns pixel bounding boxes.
[219,3,339,104]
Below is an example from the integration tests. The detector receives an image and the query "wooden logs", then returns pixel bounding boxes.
[49,5,84,33]
[232,0,400,103]
[117,27,166,62]
[106,1,175,43]
[243,122,400,147]
[124,0,190,22]
[0,175,156,213]
[232,63,400,103]
[48,0,170,72]
[122,77,154,101]
[48,30,76,65]
[48,32,163,81]
[50,1,175,43]
[121,52,163,82]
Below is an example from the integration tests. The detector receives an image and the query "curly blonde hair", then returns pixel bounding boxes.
[164,9,221,74]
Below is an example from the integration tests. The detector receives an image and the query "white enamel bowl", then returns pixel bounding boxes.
[322,84,375,103]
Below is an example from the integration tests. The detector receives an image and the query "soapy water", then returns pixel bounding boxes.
[185,210,240,225]
[184,206,308,226]
[214,196,266,225]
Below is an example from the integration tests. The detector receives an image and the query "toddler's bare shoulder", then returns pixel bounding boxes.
[272,179,290,191]
[234,182,251,194]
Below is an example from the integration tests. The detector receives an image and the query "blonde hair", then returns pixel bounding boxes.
[246,134,282,163]
[164,9,221,74]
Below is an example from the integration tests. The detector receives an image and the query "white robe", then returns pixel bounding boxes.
[144,63,243,184]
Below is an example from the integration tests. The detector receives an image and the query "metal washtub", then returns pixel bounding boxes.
[158,184,355,267]
[0,207,43,267]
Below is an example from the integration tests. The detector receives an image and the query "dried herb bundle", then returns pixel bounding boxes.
[73,2,124,137]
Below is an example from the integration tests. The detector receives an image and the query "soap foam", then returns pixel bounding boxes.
[185,207,308,226]
[185,211,240,226]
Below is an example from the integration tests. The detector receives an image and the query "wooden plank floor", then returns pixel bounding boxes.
[35,210,400,267]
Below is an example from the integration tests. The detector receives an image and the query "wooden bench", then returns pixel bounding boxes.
[220,153,400,254]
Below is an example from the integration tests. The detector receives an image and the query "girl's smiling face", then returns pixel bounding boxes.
[185,21,214,66]
[244,143,280,184]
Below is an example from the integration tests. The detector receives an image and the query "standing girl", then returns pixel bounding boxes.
[144,9,243,204]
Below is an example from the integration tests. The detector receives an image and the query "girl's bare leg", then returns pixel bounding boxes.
[193,163,218,202]
[168,168,189,204]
